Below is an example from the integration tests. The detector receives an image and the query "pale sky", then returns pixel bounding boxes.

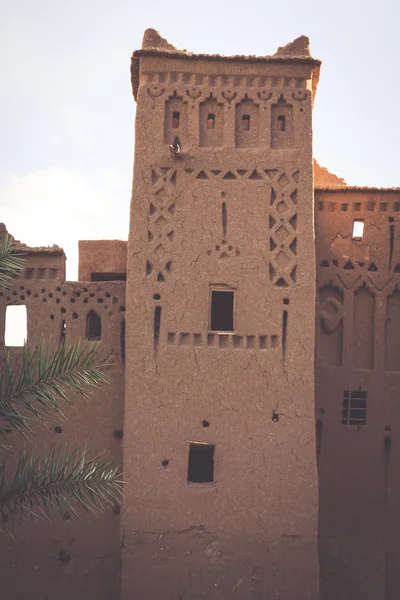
[1,0,397,280]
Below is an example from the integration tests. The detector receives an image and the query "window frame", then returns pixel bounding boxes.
[208,287,236,333]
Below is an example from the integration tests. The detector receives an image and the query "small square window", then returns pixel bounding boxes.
[207,113,215,129]
[352,220,364,240]
[172,111,180,128]
[210,289,234,332]
[242,115,250,131]
[277,115,286,131]
[188,443,215,483]
[342,390,367,425]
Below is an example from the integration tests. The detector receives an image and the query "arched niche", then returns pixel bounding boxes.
[164,94,188,145]
[353,285,375,369]
[86,310,101,342]
[271,96,294,149]
[235,98,259,148]
[199,97,224,148]
[318,284,344,366]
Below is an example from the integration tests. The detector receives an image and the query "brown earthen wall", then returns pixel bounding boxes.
[78,240,127,281]
[0,253,125,600]
[315,190,400,600]
[122,53,319,599]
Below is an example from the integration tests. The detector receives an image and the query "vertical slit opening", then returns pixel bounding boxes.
[61,320,66,342]
[221,202,227,238]
[282,309,288,363]
[154,306,161,350]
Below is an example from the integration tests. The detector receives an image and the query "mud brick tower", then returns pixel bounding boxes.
[122,29,321,599]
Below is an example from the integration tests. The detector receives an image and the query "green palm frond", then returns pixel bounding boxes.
[0,445,123,528]
[0,234,25,290]
[0,340,111,436]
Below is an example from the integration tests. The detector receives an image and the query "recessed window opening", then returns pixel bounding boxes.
[90,272,126,282]
[352,220,364,240]
[242,115,250,131]
[277,115,286,131]
[5,305,27,347]
[172,111,180,128]
[207,113,215,129]
[86,310,101,341]
[61,320,67,342]
[188,443,215,483]
[210,290,234,332]
[342,390,367,426]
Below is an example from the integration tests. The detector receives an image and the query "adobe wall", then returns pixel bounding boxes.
[0,248,125,600]
[78,240,127,281]
[122,46,320,599]
[315,189,400,600]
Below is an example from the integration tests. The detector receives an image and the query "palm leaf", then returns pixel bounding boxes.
[0,445,123,528]
[0,340,112,436]
[0,233,25,290]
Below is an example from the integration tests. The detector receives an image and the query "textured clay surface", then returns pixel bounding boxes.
[122,30,319,600]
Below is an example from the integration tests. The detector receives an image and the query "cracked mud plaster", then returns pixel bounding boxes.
[122,29,319,600]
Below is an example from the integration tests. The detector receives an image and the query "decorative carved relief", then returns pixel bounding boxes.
[268,171,299,287]
[142,71,307,92]
[185,167,295,183]
[167,332,278,350]
[319,284,344,367]
[353,285,375,369]
[318,258,394,292]
[207,198,240,259]
[147,168,177,283]
[316,200,400,214]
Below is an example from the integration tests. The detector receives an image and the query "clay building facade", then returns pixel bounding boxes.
[0,28,399,600]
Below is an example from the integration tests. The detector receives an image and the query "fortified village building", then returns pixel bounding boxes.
[1,28,400,600]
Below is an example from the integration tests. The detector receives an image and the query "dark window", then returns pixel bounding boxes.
[86,310,101,341]
[342,391,367,425]
[210,290,234,332]
[154,306,161,340]
[242,115,250,131]
[172,111,180,128]
[90,272,126,282]
[277,115,286,131]
[188,443,215,483]
[207,113,215,129]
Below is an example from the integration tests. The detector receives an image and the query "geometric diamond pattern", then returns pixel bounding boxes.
[147,167,177,283]
[268,170,298,287]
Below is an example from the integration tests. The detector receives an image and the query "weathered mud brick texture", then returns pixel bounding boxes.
[123,29,320,600]
[3,27,399,600]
